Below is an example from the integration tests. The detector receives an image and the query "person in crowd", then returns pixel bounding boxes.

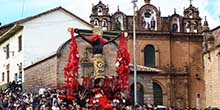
[52,101,60,110]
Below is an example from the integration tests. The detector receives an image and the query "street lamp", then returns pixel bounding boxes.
[132,0,138,105]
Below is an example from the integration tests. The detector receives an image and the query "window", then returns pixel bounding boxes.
[130,82,144,105]
[18,63,22,82]
[102,19,107,31]
[153,82,163,105]
[115,16,124,31]
[172,24,178,32]
[5,44,9,59]
[6,64,10,83]
[144,45,155,67]
[189,9,193,18]
[18,73,22,82]
[18,35,22,51]
[142,9,157,30]
[186,21,191,32]
[102,20,107,27]
[172,17,180,32]
[94,19,99,27]
[15,73,18,82]
[193,21,198,33]
[7,70,9,83]
[98,7,103,15]
[2,72,5,81]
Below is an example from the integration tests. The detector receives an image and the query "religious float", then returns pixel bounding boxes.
[58,27,131,110]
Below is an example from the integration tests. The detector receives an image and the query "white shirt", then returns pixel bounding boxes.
[52,106,60,110]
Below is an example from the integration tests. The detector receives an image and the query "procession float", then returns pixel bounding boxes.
[58,27,131,110]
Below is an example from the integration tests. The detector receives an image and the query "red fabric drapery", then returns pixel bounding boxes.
[115,32,130,91]
[59,28,79,100]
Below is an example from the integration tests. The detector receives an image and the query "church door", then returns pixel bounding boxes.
[153,82,163,105]
[131,83,144,105]
[130,82,144,105]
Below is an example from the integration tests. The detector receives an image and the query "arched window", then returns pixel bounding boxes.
[98,7,103,15]
[130,82,144,105]
[193,21,198,33]
[189,9,193,18]
[172,24,178,32]
[102,19,107,31]
[186,21,190,32]
[172,17,179,32]
[142,9,157,30]
[153,82,163,105]
[115,16,123,31]
[144,45,155,67]
[94,19,99,27]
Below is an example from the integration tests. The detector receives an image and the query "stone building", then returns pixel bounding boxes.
[24,35,161,98]
[89,0,206,108]
[24,0,208,108]
[203,24,220,107]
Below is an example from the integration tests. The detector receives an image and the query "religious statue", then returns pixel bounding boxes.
[60,27,131,109]
[74,27,121,79]
[74,27,120,54]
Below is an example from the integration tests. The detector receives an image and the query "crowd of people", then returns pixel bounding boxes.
[0,82,77,110]
[0,81,219,110]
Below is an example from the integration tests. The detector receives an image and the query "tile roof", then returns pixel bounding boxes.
[129,64,161,73]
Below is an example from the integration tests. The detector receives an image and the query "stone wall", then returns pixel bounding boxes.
[24,31,205,108]
[129,73,154,104]
[24,56,58,93]
[127,33,204,108]
[204,27,220,107]
[204,48,220,107]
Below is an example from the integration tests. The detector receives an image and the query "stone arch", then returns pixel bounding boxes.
[98,6,103,15]
[193,21,198,33]
[152,80,168,106]
[152,80,166,95]
[152,81,163,105]
[171,17,180,32]
[141,44,159,67]
[94,18,100,27]
[138,4,160,31]
[141,9,157,30]
[102,18,108,30]
[130,82,144,105]
[185,21,191,32]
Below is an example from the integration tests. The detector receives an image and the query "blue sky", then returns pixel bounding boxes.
[0,0,219,29]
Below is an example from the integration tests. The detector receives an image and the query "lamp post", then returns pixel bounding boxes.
[132,0,138,105]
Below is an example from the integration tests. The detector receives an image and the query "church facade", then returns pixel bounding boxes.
[89,0,207,108]
[23,0,210,109]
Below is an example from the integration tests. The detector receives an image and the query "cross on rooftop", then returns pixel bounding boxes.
[189,0,193,5]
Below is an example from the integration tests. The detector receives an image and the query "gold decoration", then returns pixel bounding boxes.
[68,27,74,32]
[93,55,105,79]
